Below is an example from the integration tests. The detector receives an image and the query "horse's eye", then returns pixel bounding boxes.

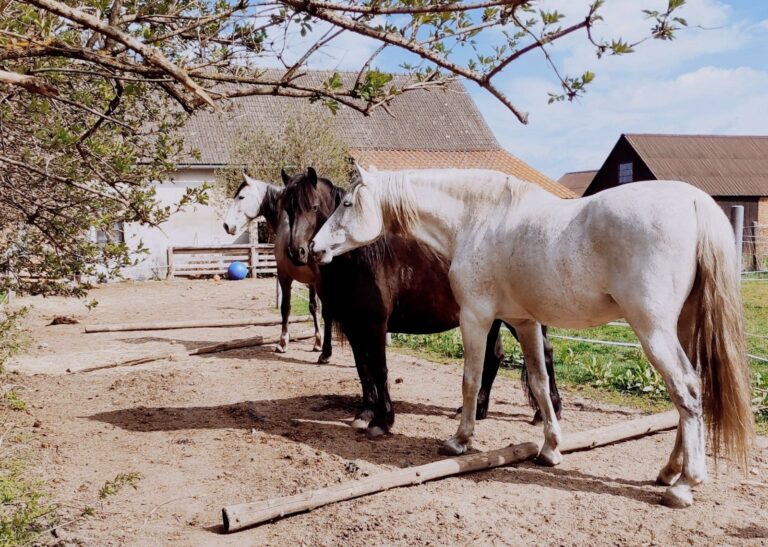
[238,195,245,200]
[343,201,352,208]
[312,204,319,212]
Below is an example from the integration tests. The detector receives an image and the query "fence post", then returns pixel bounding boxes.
[166,247,175,279]
[730,205,744,274]
[275,277,281,309]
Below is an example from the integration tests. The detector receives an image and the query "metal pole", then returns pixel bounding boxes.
[730,205,744,274]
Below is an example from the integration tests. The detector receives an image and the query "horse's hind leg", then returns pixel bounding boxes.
[507,324,561,425]
[477,320,503,420]
[308,285,322,352]
[515,320,562,466]
[276,273,292,353]
[631,322,705,508]
[657,300,697,487]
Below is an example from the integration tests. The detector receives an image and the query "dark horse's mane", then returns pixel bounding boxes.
[281,173,396,267]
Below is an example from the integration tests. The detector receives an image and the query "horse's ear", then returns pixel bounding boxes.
[307,167,318,187]
[353,162,370,185]
[280,169,290,186]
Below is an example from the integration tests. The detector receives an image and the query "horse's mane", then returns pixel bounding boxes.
[355,171,419,236]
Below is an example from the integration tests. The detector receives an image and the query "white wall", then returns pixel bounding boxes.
[121,167,244,280]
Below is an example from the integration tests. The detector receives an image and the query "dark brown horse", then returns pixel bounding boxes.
[281,168,561,436]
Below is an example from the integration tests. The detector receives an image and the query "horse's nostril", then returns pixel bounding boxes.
[299,247,307,257]
[223,222,229,233]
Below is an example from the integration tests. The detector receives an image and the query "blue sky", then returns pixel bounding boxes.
[286,0,768,180]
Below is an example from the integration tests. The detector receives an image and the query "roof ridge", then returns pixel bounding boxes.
[625,133,768,139]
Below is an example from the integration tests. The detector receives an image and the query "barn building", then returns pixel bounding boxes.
[120,72,573,279]
[583,134,768,269]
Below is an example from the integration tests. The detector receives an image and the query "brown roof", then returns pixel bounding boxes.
[180,71,499,164]
[558,170,597,197]
[351,149,575,198]
[625,134,768,196]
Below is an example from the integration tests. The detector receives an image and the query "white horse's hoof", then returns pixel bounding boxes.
[661,484,693,508]
[350,418,369,430]
[366,426,387,438]
[536,446,563,467]
[656,466,682,487]
[440,437,468,456]
[274,344,287,354]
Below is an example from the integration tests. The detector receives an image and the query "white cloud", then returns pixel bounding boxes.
[474,65,768,179]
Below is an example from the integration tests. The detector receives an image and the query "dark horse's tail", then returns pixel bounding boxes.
[514,324,562,421]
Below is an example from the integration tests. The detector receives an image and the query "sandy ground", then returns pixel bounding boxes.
[7,278,768,546]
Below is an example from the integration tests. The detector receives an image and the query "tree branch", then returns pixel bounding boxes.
[23,0,217,108]
[0,69,59,97]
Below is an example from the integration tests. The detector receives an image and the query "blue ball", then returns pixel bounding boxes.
[227,261,249,280]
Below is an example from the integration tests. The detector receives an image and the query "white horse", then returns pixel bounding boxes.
[223,172,333,361]
[310,166,754,508]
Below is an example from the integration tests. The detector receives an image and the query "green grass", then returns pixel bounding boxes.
[391,284,768,433]
[271,285,311,316]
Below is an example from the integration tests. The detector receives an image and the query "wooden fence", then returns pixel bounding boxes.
[167,244,276,278]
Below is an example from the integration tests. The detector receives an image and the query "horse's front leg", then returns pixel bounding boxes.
[318,294,333,364]
[365,325,393,437]
[346,326,376,429]
[308,285,322,352]
[442,308,493,455]
[276,273,292,353]
[515,320,562,466]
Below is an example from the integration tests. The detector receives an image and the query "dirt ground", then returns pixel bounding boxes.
[7,279,768,546]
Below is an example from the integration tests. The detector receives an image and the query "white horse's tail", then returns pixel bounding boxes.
[691,198,754,467]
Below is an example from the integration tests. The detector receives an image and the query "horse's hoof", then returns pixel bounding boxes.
[656,466,682,487]
[274,345,287,354]
[366,426,388,438]
[530,410,543,426]
[317,354,331,364]
[440,437,468,456]
[312,345,322,352]
[661,484,693,508]
[536,446,562,467]
[350,418,369,430]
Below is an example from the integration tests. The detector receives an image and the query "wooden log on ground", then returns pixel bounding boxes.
[71,331,317,373]
[84,315,313,333]
[221,410,679,533]
[189,331,315,355]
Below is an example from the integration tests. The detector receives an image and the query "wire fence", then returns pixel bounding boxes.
[742,222,768,272]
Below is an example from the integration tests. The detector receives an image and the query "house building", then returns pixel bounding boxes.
[121,72,573,279]
[558,170,597,197]
[583,133,768,269]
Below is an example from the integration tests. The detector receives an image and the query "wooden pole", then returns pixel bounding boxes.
[70,331,317,373]
[221,411,679,533]
[84,315,312,333]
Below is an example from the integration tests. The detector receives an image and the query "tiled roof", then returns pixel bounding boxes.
[625,134,768,196]
[558,170,597,197]
[351,149,575,198]
[180,71,499,164]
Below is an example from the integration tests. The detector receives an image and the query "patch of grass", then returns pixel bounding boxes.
[98,472,142,500]
[271,285,311,317]
[0,457,54,546]
[1,390,25,412]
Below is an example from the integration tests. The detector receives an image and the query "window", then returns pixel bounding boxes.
[96,222,125,244]
[618,162,633,184]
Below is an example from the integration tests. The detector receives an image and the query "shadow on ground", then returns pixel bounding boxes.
[88,393,663,506]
